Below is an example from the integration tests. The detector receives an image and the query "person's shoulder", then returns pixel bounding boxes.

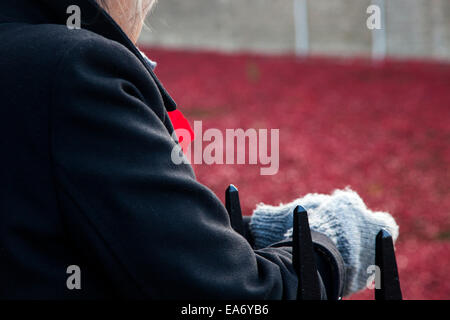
[2,22,164,116]
[6,23,139,71]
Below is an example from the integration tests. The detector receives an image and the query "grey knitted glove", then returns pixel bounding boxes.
[249,188,399,296]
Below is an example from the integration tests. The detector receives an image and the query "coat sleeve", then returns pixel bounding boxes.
[50,35,298,299]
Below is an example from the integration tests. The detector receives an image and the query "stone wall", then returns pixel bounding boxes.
[139,0,450,60]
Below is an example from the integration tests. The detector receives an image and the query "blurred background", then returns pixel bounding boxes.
[139,0,450,299]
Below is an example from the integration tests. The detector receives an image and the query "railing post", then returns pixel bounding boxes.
[294,0,309,57]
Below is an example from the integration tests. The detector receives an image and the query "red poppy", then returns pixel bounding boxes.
[168,109,194,154]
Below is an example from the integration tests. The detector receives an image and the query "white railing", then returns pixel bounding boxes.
[293,0,387,60]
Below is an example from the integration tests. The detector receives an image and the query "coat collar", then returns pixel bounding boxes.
[0,0,177,111]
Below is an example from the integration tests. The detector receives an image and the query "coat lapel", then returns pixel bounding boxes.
[38,0,177,111]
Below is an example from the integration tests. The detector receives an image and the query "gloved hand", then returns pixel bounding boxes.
[249,188,399,296]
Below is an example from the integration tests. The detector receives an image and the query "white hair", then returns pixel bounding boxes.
[97,0,156,23]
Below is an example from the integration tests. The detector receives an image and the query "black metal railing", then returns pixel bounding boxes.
[225,184,402,300]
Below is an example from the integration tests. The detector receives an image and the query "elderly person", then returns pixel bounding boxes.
[0,0,397,299]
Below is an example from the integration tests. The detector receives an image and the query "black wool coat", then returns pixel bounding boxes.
[0,0,343,299]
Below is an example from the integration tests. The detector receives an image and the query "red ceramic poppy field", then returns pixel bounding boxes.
[143,47,450,300]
